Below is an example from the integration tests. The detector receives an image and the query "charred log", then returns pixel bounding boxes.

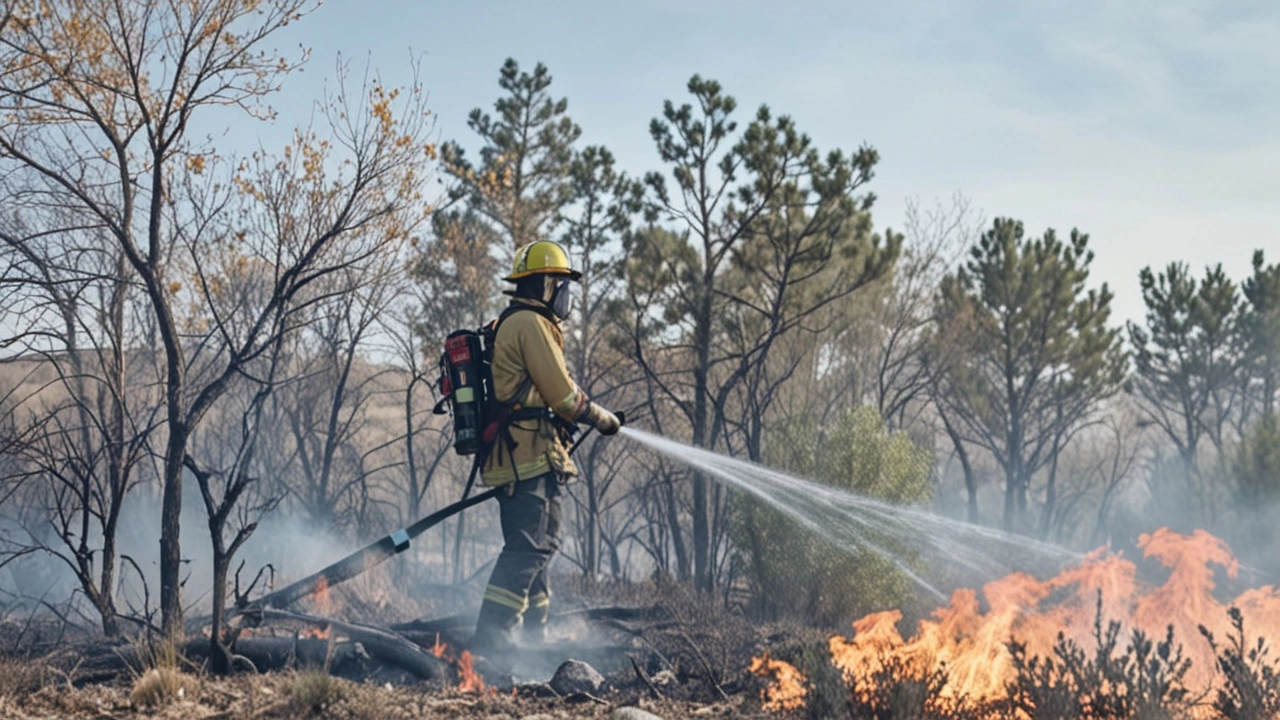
[240,608,448,682]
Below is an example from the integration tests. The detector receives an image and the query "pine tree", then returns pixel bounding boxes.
[440,58,580,251]
[932,219,1126,533]
[1242,250,1280,419]
[556,144,641,577]
[1127,263,1243,478]
[628,75,893,590]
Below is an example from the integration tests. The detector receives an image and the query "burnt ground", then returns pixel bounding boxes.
[0,577,817,719]
[0,671,757,720]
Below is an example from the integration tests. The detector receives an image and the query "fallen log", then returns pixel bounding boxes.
[240,608,448,682]
[191,636,335,671]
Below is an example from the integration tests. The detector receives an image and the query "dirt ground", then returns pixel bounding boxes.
[0,670,763,719]
[0,576,803,719]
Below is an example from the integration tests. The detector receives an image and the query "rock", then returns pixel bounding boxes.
[612,708,666,720]
[519,715,559,720]
[549,659,604,696]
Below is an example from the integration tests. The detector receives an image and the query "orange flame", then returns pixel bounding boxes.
[457,651,485,693]
[749,650,808,711]
[300,623,331,640]
[313,575,333,616]
[430,633,447,658]
[427,633,486,693]
[829,528,1280,703]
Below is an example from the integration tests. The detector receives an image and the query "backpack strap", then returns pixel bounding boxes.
[476,303,568,484]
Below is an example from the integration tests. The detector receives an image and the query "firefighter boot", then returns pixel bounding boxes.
[471,595,522,678]
[521,588,550,646]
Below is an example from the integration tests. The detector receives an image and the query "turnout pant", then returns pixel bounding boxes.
[472,472,561,654]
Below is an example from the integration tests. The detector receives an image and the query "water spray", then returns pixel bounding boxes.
[618,427,1081,600]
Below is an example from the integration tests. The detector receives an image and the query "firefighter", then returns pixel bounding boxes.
[470,239,621,663]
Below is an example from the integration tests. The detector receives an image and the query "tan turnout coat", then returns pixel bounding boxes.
[481,299,586,485]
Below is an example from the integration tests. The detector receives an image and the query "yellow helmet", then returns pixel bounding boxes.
[505,240,582,282]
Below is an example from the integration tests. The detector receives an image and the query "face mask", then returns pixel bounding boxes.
[550,278,575,320]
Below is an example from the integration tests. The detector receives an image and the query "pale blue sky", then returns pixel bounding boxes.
[262,0,1279,322]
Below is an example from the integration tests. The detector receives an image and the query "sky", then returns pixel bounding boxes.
[259,0,1280,323]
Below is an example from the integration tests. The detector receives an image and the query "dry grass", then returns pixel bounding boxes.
[288,669,347,715]
[126,635,200,708]
[129,667,198,708]
[0,655,51,698]
[0,667,752,719]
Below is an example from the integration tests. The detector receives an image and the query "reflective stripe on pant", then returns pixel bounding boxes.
[473,472,561,651]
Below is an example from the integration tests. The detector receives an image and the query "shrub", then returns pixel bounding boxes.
[129,667,198,708]
[738,407,934,626]
[846,654,982,720]
[1005,594,1193,720]
[1199,606,1280,720]
[289,669,347,715]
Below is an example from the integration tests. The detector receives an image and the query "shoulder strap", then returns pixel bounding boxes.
[479,302,563,483]
[487,302,560,405]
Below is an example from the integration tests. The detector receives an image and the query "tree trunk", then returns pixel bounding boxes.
[208,551,232,674]
[584,467,599,577]
[1039,447,1060,540]
[664,478,690,581]
[940,412,978,523]
[451,513,466,585]
[404,379,421,521]
[1004,417,1025,531]
[1002,459,1018,533]
[160,419,187,637]
[98,521,120,637]
[691,281,714,593]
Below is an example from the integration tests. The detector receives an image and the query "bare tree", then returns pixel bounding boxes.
[866,196,977,429]
[157,61,431,665]
[0,213,162,635]
[277,260,403,537]
[381,293,454,527]
[185,341,284,672]
[0,0,325,635]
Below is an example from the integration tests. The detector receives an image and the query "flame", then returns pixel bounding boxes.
[749,651,807,711]
[828,528,1280,704]
[313,575,333,616]
[457,651,485,693]
[300,623,331,640]
[427,633,486,693]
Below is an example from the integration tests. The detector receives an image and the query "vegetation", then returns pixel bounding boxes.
[0,0,1278,689]
[287,669,348,716]
[781,604,1278,720]
[127,636,198,708]
[737,407,933,624]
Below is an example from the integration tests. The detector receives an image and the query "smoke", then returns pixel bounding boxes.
[0,475,356,624]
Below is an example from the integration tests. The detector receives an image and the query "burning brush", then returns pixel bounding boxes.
[751,528,1280,715]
